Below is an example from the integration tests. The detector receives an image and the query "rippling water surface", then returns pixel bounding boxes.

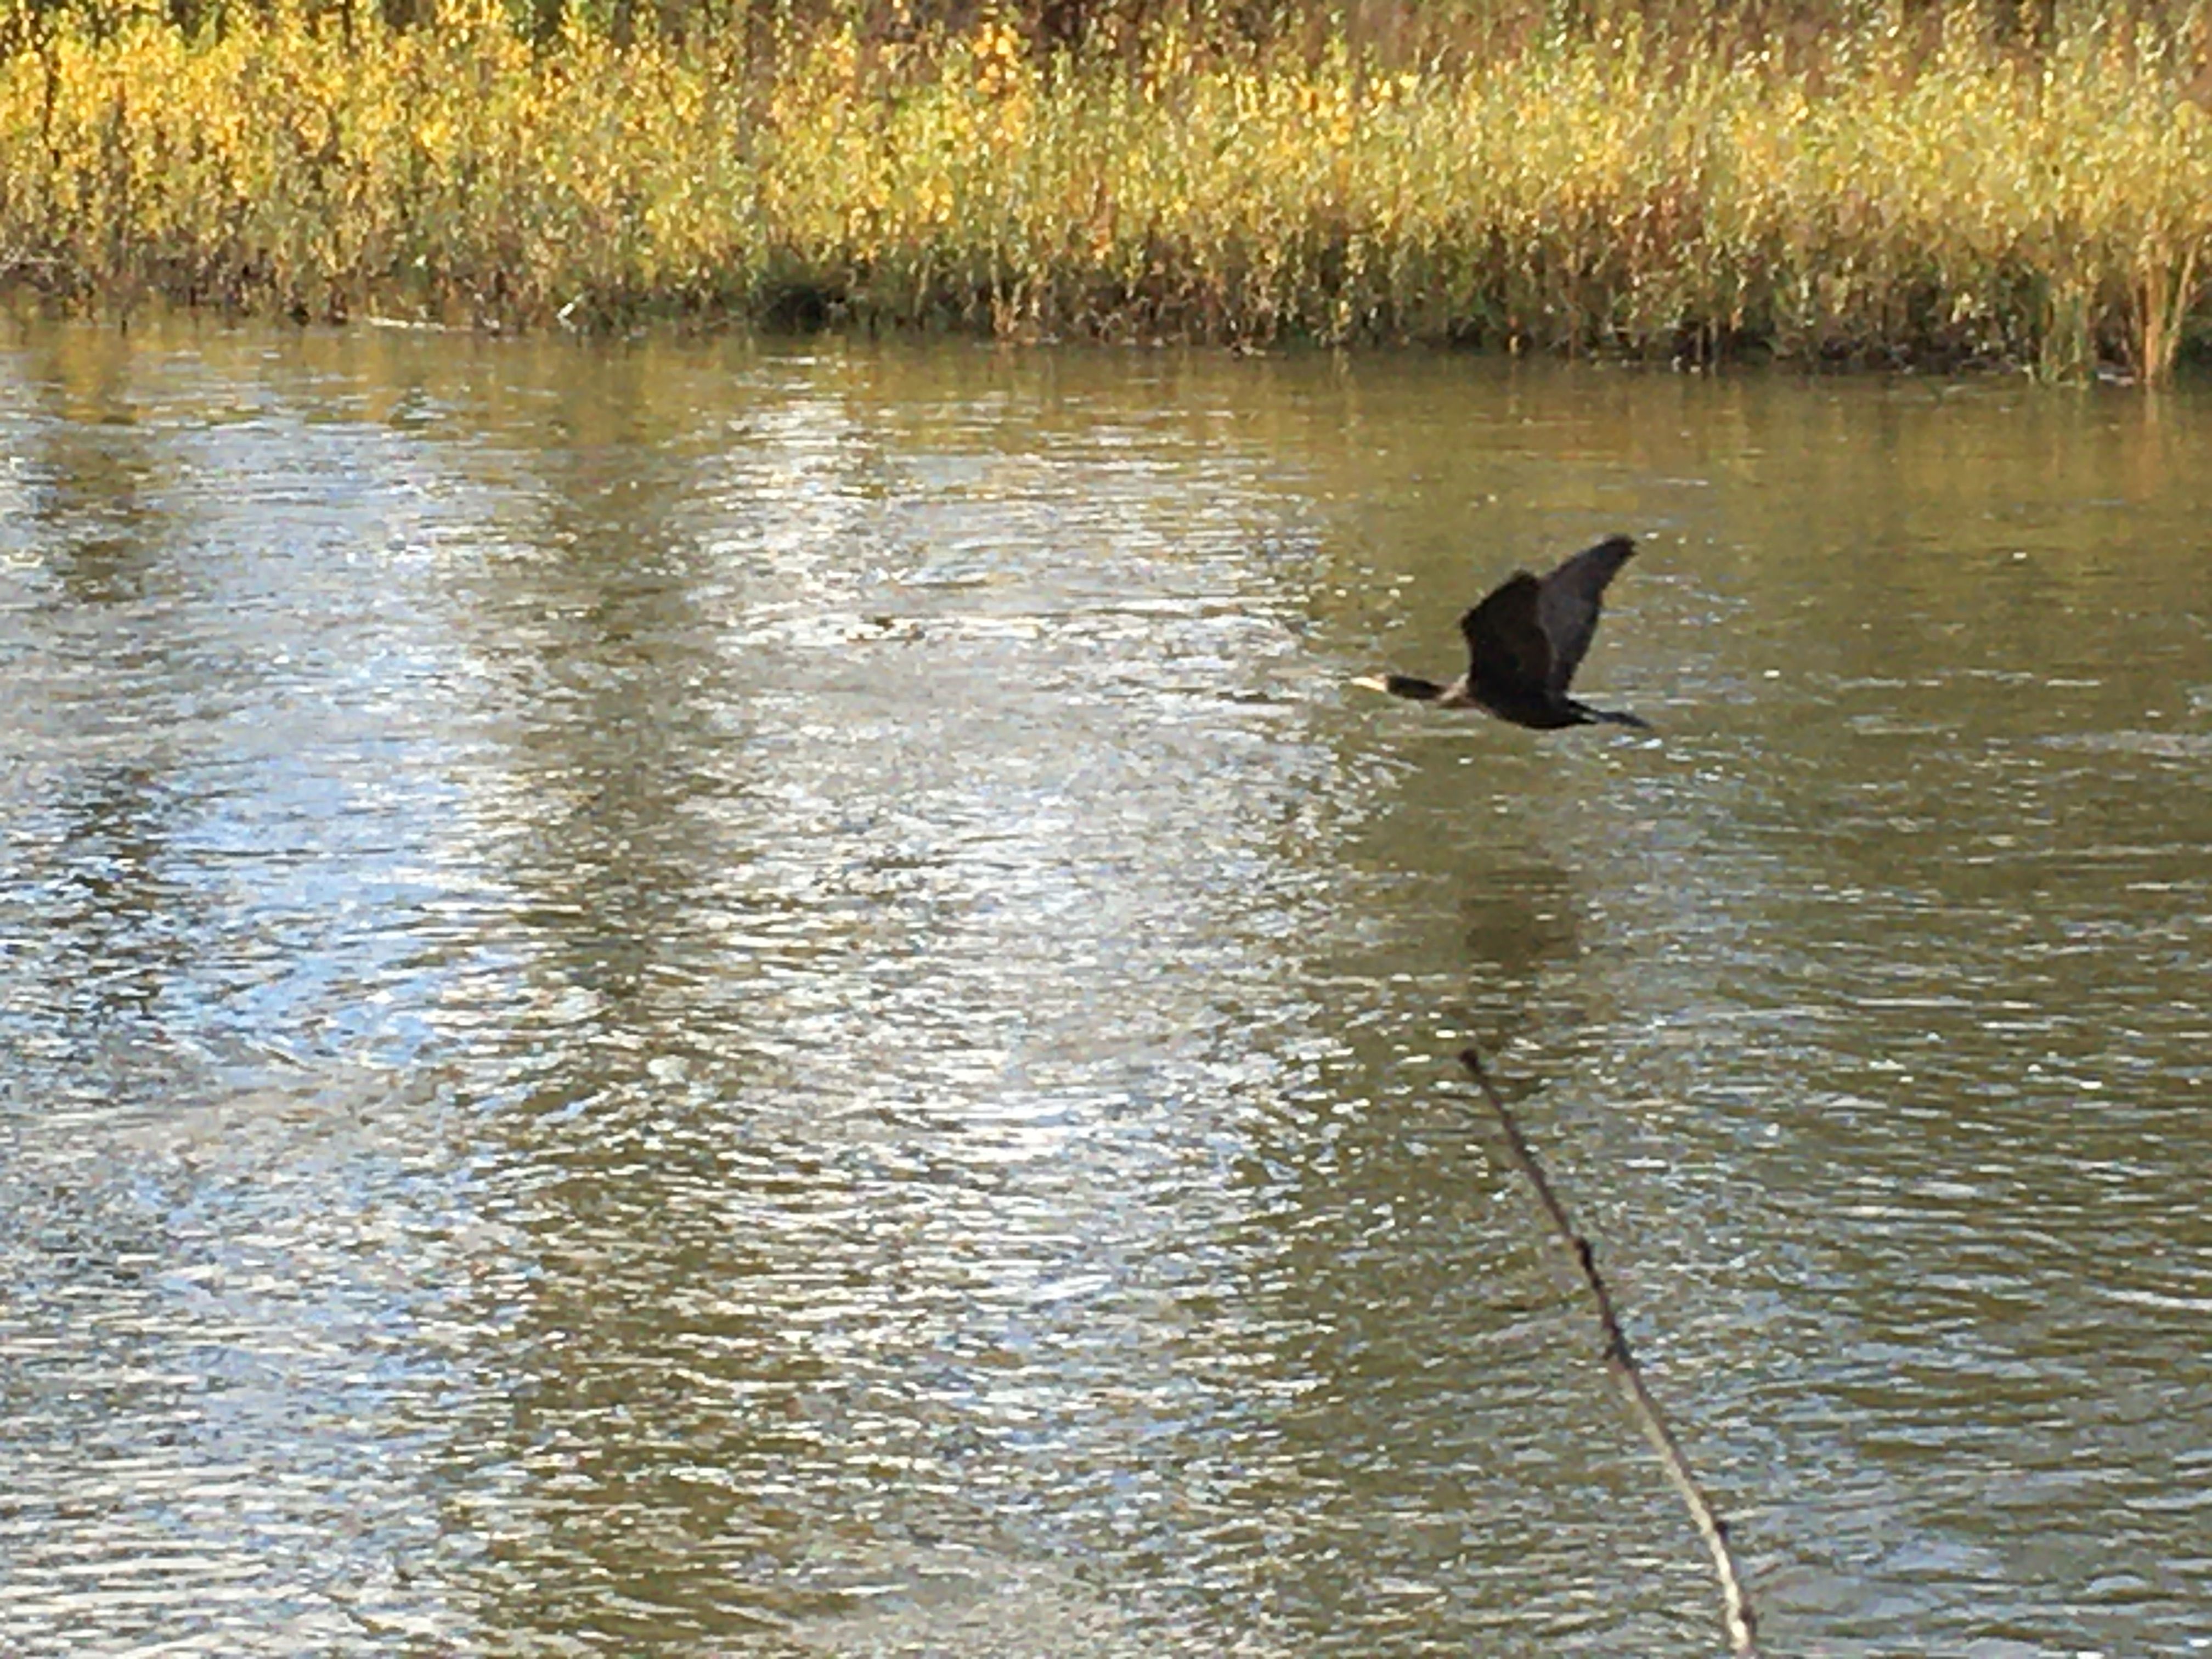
[3,319,2208,1656]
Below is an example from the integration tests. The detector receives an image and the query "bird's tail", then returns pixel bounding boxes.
[1574,702,1652,730]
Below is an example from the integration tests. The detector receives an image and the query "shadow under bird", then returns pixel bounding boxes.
[1355,534,1650,731]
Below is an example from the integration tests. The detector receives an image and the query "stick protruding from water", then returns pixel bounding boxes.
[1458,1047,1758,1656]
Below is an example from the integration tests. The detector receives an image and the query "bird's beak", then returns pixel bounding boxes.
[1350,674,1391,694]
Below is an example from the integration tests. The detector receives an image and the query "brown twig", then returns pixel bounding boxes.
[1459,1047,1758,1656]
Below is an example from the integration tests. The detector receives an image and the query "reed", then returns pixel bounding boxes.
[3,0,2209,379]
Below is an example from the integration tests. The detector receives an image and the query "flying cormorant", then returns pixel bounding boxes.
[1355,534,1649,731]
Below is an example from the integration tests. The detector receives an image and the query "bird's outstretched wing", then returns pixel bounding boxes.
[1536,534,1637,696]
[1459,573,1551,703]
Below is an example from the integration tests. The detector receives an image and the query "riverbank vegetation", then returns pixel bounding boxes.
[3,0,2209,378]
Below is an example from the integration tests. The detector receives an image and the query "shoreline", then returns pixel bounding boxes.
[4,5,2208,381]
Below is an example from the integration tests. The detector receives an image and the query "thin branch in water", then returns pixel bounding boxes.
[1458,1047,1759,1657]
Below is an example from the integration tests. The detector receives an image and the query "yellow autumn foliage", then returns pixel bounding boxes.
[2,0,2208,379]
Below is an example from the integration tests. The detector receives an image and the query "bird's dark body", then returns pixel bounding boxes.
[1365,535,1647,731]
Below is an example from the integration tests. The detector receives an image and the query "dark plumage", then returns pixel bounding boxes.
[1356,534,1650,730]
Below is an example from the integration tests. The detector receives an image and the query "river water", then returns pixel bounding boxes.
[2,318,2207,1656]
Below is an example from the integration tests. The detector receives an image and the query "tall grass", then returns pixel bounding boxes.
[3,0,2209,378]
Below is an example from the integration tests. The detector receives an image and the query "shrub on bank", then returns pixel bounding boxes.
[2,0,2207,378]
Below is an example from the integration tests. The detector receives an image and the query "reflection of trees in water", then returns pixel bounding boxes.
[443,352,855,1032]
[435,359,920,1651]
[13,325,177,629]
[1454,856,1581,1056]
[19,763,194,1051]
[6,329,199,1065]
